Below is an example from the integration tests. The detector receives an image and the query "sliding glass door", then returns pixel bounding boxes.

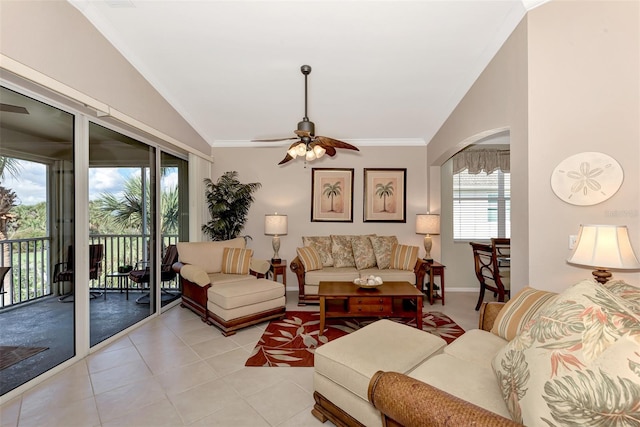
[88,122,157,346]
[0,82,190,395]
[0,86,75,395]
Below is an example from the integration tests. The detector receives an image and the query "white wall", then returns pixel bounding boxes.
[526,0,640,288]
[0,0,210,157]
[212,144,429,289]
[427,0,640,294]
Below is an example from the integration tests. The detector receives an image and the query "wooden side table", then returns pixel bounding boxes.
[269,259,287,286]
[425,261,446,305]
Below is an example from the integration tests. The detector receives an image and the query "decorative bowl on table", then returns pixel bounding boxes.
[353,276,383,289]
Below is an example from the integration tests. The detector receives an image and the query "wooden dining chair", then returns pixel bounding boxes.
[491,237,511,304]
[470,241,509,311]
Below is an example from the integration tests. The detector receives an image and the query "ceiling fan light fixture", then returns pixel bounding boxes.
[313,145,326,158]
[287,147,298,158]
[305,149,316,161]
[295,143,307,157]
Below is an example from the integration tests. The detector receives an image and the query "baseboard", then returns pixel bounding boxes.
[443,287,477,293]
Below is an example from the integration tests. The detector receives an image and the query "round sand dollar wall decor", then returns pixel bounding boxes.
[550,152,623,206]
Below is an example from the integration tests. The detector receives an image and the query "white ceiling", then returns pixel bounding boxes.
[68,0,548,148]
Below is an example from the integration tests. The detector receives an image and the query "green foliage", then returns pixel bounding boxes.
[8,202,46,239]
[92,174,179,235]
[202,171,261,241]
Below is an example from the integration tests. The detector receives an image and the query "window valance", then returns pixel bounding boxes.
[452,148,510,174]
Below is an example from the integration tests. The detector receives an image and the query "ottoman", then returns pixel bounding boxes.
[312,319,447,427]
[206,278,285,336]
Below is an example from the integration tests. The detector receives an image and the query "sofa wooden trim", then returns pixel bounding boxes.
[291,257,429,306]
[312,390,364,427]
[367,371,521,427]
[173,261,283,336]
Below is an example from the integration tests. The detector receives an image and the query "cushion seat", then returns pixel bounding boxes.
[408,353,512,419]
[313,319,446,426]
[208,278,284,310]
[208,272,256,285]
[305,267,359,285]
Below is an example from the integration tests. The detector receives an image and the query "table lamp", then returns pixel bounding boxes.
[567,224,640,284]
[265,213,288,263]
[416,213,440,262]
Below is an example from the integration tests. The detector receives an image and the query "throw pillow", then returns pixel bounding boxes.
[369,236,398,269]
[296,246,323,271]
[603,279,640,313]
[389,244,419,271]
[331,235,357,268]
[490,287,558,341]
[302,236,334,267]
[351,235,377,270]
[220,247,253,275]
[491,280,640,425]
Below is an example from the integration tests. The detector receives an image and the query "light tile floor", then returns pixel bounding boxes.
[0,291,484,427]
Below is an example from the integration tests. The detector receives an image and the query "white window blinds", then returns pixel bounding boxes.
[453,169,510,241]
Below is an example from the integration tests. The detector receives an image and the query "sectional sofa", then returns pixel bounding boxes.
[312,279,640,426]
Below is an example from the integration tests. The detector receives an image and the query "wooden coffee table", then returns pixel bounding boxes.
[318,281,423,335]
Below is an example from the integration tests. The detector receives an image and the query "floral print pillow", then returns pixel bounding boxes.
[351,235,377,270]
[330,235,357,268]
[302,236,334,267]
[491,280,640,425]
[369,236,398,269]
[603,279,640,314]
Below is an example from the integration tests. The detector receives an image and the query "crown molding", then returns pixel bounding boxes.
[212,138,426,148]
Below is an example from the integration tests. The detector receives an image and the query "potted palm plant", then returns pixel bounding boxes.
[202,171,261,241]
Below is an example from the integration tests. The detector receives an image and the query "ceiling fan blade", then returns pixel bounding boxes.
[323,146,337,157]
[0,103,29,114]
[294,130,311,138]
[315,136,359,151]
[251,136,298,142]
[278,154,294,165]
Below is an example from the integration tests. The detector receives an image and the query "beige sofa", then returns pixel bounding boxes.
[174,238,286,336]
[290,235,429,305]
[313,279,640,426]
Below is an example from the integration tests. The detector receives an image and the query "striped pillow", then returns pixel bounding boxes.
[491,287,557,341]
[221,247,253,275]
[389,244,419,271]
[296,246,323,271]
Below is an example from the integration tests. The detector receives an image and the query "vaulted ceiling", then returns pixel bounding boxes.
[68,0,548,147]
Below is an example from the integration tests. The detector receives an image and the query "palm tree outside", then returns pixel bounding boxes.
[323,181,342,212]
[375,182,394,212]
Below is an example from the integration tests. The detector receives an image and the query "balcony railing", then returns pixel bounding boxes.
[0,235,180,309]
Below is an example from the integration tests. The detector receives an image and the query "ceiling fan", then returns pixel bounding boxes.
[253,65,359,165]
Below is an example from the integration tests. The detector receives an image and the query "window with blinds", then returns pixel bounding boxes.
[453,169,510,241]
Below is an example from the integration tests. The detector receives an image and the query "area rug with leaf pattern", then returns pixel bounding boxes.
[245,311,465,367]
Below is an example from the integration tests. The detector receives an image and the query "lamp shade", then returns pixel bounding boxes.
[264,214,288,236]
[567,224,640,269]
[416,214,440,235]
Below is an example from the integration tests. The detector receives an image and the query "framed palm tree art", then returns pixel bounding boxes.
[311,168,354,222]
[363,168,406,222]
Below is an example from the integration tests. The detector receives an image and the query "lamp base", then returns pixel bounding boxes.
[423,258,433,263]
[271,258,282,264]
[592,268,612,285]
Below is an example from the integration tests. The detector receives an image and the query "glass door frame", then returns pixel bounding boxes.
[0,77,188,399]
